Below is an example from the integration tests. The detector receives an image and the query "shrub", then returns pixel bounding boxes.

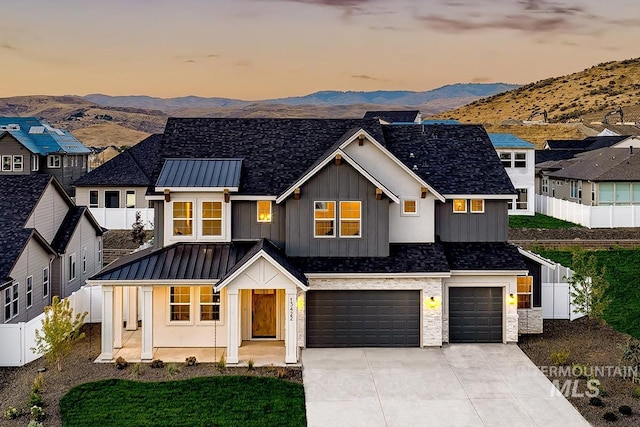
[28,391,43,408]
[247,358,255,371]
[589,397,604,407]
[603,412,618,422]
[131,362,143,377]
[115,356,128,370]
[215,355,226,372]
[551,349,571,366]
[185,356,197,367]
[30,405,45,422]
[632,386,640,398]
[620,338,640,382]
[3,406,18,420]
[32,373,44,394]
[277,368,289,379]
[150,359,164,369]
[619,405,632,415]
[27,421,44,427]
[166,363,179,377]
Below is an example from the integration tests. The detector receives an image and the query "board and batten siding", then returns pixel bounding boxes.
[232,201,286,248]
[2,238,53,324]
[59,215,103,299]
[152,201,165,249]
[25,182,70,242]
[285,161,389,257]
[0,135,30,176]
[435,200,508,242]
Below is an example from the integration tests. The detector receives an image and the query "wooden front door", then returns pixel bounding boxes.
[252,290,276,338]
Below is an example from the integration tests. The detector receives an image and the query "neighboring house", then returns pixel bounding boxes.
[88,146,120,170]
[74,135,161,229]
[88,118,546,365]
[0,117,91,196]
[0,175,105,324]
[363,110,422,124]
[489,133,536,216]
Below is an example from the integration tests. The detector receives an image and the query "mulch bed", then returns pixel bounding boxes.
[519,318,640,426]
[509,227,640,241]
[0,324,302,427]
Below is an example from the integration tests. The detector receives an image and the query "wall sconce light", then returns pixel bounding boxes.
[358,134,365,146]
[335,154,342,166]
[508,293,517,305]
[425,296,440,309]
[297,295,305,310]
[293,188,301,200]
[421,186,428,199]
[163,189,170,202]
[375,188,382,200]
[224,189,230,203]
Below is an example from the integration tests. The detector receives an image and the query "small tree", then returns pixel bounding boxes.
[567,250,610,324]
[32,296,87,371]
[130,211,146,246]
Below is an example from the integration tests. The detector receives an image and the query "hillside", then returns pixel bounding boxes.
[433,58,640,125]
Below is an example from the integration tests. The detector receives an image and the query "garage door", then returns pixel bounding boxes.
[306,290,420,347]
[449,287,503,343]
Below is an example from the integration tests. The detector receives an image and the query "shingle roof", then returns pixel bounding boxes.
[489,133,535,149]
[156,159,243,189]
[363,110,420,123]
[74,134,162,187]
[545,136,628,151]
[50,207,105,253]
[535,149,578,165]
[442,242,527,271]
[546,148,640,181]
[0,117,90,155]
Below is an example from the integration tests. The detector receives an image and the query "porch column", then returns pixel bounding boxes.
[227,290,239,364]
[126,286,138,331]
[140,286,154,360]
[100,286,114,361]
[285,289,298,363]
[113,286,123,348]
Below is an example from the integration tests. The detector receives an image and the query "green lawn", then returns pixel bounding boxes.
[60,376,306,427]
[539,249,640,339]
[509,213,581,229]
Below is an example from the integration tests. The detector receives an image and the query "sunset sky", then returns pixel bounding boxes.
[2,0,639,100]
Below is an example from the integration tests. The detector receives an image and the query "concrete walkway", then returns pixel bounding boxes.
[302,345,590,427]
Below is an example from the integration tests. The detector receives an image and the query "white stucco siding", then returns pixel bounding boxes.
[496,148,535,216]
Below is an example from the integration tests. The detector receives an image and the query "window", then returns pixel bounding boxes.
[104,190,120,208]
[98,240,103,265]
[499,152,512,168]
[517,276,533,309]
[12,155,23,172]
[169,286,190,321]
[402,199,418,216]
[542,176,549,194]
[89,190,99,208]
[201,201,223,236]
[339,201,361,237]
[43,267,49,298]
[598,182,639,206]
[173,201,193,236]
[126,190,135,208]
[453,199,467,213]
[314,201,335,237]
[82,247,87,274]
[31,155,39,172]
[69,253,76,281]
[514,152,527,168]
[615,183,631,205]
[199,287,220,321]
[4,283,19,322]
[47,155,61,168]
[570,180,579,199]
[470,199,484,213]
[591,182,596,204]
[257,201,272,222]
[516,189,528,210]
[634,184,640,205]
[2,155,12,171]
[26,276,33,308]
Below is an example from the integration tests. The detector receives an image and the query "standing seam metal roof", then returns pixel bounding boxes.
[156,159,243,188]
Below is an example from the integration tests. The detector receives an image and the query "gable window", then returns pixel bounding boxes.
[69,253,76,281]
[2,155,11,171]
[32,155,39,172]
[453,199,467,213]
[541,176,549,194]
[470,199,484,213]
[201,201,223,236]
[43,267,49,298]
[82,247,87,274]
[257,201,272,223]
[173,201,193,236]
[314,201,335,237]
[402,199,418,216]
[105,190,120,208]
[4,283,19,322]
[26,276,33,308]
[12,155,23,172]
[199,286,220,321]
[47,155,61,168]
[517,276,533,309]
[340,201,361,237]
[514,152,527,168]
[499,153,512,168]
[126,190,136,208]
[169,286,190,322]
[89,190,99,208]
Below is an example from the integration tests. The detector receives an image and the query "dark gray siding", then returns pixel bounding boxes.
[285,161,389,257]
[0,135,30,176]
[435,200,508,242]
[232,201,285,248]
[523,256,542,308]
[153,201,165,249]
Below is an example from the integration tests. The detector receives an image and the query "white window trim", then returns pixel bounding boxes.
[32,155,39,172]
[43,266,49,298]
[514,152,527,168]
[542,176,549,193]
[98,241,103,266]
[89,190,99,208]
[453,199,467,213]
[47,155,61,168]
[339,201,362,238]
[26,276,33,308]
[401,198,419,216]
[257,201,272,223]
[12,155,23,172]
[499,152,512,168]
[69,253,76,282]
[167,286,193,325]
[516,189,528,210]
[470,199,485,213]
[200,201,224,238]
[104,189,121,209]
[126,190,136,208]
[314,201,336,238]
[82,247,87,274]
[172,200,195,237]
[4,288,10,322]
[4,284,19,322]
[198,286,223,324]
[2,155,12,171]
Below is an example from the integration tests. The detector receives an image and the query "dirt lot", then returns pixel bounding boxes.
[0,324,301,427]
[509,227,640,241]
[519,319,640,426]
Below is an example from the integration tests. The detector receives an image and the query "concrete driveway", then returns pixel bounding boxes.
[302,345,590,427]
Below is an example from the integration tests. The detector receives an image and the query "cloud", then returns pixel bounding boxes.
[471,76,491,83]
[177,53,221,63]
[1,43,16,51]
[351,74,386,81]
[185,59,196,63]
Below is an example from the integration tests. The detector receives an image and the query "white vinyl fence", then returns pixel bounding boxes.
[541,262,584,320]
[0,285,102,367]
[536,194,640,228]
[89,207,154,230]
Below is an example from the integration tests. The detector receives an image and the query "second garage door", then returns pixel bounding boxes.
[306,290,420,347]
[449,287,503,343]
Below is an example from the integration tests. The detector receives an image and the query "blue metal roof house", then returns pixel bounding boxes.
[0,117,91,195]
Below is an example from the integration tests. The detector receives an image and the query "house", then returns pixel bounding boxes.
[0,175,105,324]
[489,133,536,216]
[74,135,161,230]
[88,145,121,170]
[88,118,545,365]
[0,117,91,196]
[363,110,422,124]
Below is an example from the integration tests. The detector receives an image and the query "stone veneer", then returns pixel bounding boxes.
[517,308,543,334]
[506,314,519,342]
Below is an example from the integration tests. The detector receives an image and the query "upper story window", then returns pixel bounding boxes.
[1,155,22,172]
[169,286,191,322]
[453,199,467,213]
[402,199,418,216]
[32,155,39,172]
[470,199,484,213]
[12,155,23,172]
[47,155,61,168]
[542,177,549,193]
[257,201,272,223]
[26,276,33,308]
[499,152,527,168]
[340,201,361,238]
[89,190,99,208]
[126,190,136,208]
[314,201,335,237]
[2,155,11,171]
[173,201,193,236]
[43,267,49,298]
[201,201,223,237]
[69,253,76,281]
[499,153,512,168]
[514,153,527,168]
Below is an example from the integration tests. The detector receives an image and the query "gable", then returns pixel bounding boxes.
[612,136,640,149]
[25,179,72,242]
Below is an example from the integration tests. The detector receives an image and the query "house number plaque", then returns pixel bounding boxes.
[289,296,295,321]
